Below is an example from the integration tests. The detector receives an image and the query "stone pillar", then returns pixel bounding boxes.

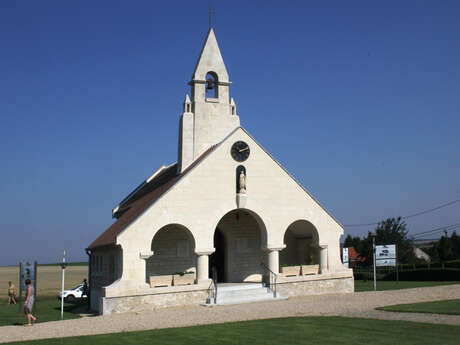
[319,245,328,274]
[267,249,280,275]
[195,250,214,284]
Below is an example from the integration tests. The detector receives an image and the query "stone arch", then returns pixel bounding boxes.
[145,224,196,279]
[205,71,218,99]
[280,220,320,267]
[210,208,267,282]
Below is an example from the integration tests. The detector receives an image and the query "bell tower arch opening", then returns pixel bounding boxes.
[205,71,218,99]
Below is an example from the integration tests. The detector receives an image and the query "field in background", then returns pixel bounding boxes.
[0,265,87,298]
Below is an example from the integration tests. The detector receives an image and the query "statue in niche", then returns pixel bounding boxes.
[239,170,246,194]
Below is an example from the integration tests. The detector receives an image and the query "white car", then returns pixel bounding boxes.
[58,284,87,302]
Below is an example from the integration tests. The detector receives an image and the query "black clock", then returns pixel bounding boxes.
[231,141,250,162]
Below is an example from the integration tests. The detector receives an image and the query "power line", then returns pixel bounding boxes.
[410,223,460,239]
[343,198,460,227]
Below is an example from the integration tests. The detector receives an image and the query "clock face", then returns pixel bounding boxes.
[231,141,250,162]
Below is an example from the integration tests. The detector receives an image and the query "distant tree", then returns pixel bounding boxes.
[343,234,354,248]
[451,232,460,259]
[343,217,416,265]
[425,242,440,262]
[436,235,454,262]
[344,235,363,252]
[373,217,415,264]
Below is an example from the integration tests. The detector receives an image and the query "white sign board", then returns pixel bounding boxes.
[20,261,36,290]
[375,245,396,267]
[342,248,349,268]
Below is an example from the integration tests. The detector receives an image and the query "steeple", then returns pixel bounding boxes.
[178,28,240,172]
[192,28,229,84]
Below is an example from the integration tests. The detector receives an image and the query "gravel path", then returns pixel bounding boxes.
[2,284,460,343]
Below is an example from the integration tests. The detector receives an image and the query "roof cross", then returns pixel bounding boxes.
[208,7,215,29]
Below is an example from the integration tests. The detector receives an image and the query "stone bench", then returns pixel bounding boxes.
[280,266,301,277]
[173,273,196,286]
[149,275,173,288]
[301,264,319,275]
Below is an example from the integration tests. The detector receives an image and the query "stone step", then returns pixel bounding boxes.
[217,287,269,299]
[206,283,284,306]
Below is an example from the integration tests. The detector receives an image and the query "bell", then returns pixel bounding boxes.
[206,78,214,90]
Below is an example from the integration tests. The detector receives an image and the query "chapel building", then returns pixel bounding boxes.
[87,28,353,314]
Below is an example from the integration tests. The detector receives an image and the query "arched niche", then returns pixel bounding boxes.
[235,165,246,193]
[145,224,196,279]
[280,220,320,266]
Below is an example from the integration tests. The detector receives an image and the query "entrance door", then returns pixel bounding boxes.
[209,228,225,282]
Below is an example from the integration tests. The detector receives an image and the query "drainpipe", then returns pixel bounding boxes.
[85,248,92,311]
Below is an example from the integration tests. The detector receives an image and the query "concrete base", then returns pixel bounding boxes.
[276,272,354,297]
[101,285,209,315]
[98,272,354,315]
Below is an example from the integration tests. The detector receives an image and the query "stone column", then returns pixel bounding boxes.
[319,245,328,274]
[195,250,214,284]
[267,249,280,275]
[263,246,284,288]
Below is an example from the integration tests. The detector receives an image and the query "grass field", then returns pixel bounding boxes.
[6,316,460,345]
[354,280,459,292]
[0,265,87,299]
[377,299,460,315]
[0,296,82,326]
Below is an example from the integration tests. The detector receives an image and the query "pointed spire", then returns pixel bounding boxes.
[183,94,192,113]
[192,28,229,82]
[230,97,236,115]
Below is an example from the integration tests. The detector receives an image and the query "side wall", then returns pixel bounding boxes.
[90,246,122,311]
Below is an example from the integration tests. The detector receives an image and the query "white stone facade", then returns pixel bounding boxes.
[89,28,353,314]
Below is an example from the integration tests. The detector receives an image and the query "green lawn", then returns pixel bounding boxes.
[377,299,460,315]
[354,280,459,292]
[0,297,82,326]
[6,316,460,345]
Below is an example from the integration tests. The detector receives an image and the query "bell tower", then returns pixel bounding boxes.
[178,28,240,172]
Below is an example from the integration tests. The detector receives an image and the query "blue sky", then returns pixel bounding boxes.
[1,1,459,265]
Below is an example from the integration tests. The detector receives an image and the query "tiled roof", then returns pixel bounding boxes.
[88,146,216,250]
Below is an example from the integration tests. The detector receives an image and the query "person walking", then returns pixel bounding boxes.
[7,281,16,305]
[24,279,37,326]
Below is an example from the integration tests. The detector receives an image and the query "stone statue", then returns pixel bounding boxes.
[239,170,246,194]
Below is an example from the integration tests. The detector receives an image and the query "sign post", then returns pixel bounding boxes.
[395,244,399,283]
[373,237,376,291]
[60,250,67,320]
[375,244,397,285]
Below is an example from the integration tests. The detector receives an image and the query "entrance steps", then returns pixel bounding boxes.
[206,283,285,306]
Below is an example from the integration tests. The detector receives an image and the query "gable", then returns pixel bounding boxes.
[89,126,343,250]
